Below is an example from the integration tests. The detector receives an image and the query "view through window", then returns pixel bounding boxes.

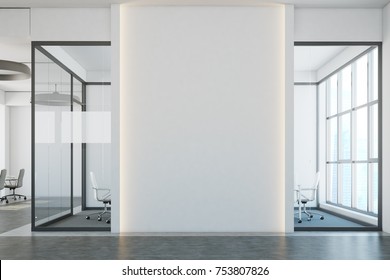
[323,47,379,217]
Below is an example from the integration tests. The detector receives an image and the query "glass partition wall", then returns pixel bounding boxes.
[294,43,381,231]
[32,43,111,231]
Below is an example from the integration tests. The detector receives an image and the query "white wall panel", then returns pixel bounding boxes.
[0,9,30,39]
[31,8,110,41]
[295,9,382,42]
[119,6,287,232]
[294,85,316,208]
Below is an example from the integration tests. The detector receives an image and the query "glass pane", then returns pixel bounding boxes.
[34,48,72,227]
[369,163,378,214]
[340,163,352,207]
[328,118,338,161]
[355,55,368,107]
[328,75,338,116]
[355,163,368,211]
[339,113,351,160]
[370,104,378,159]
[327,164,338,203]
[355,107,368,160]
[369,47,378,102]
[341,65,352,111]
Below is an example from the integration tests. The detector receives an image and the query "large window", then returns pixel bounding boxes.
[324,47,379,216]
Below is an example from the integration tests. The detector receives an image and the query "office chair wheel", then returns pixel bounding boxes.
[307,218,311,221]
[97,216,102,221]
[106,219,110,224]
[86,216,90,220]
[24,197,26,200]
[320,216,324,220]
[298,219,302,223]
[6,200,9,204]
[309,214,313,218]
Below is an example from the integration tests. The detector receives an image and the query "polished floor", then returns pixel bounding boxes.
[1,200,390,260]
[1,233,390,260]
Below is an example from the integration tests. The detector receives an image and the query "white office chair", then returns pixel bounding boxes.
[295,172,324,223]
[86,172,111,224]
[1,169,26,203]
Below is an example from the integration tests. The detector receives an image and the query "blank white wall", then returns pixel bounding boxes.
[295,9,382,42]
[318,82,326,205]
[294,85,316,207]
[86,85,111,207]
[119,6,286,232]
[0,9,30,38]
[382,3,390,233]
[5,92,30,106]
[284,5,295,233]
[9,106,31,197]
[31,8,110,41]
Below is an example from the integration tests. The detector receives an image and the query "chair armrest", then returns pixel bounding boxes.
[95,189,111,200]
[299,187,316,191]
[97,188,111,191]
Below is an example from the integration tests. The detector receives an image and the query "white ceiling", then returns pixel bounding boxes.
[61,46,111,72]
[0,0,389,8]
[294,46,346,72]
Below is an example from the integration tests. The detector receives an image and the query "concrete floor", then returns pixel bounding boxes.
[1,233,390,260]
[1,200,390,260]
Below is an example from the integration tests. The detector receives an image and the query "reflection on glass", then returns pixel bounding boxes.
[340,164,352,207]
[339,113,351,160]
[356,163,368,211]
[355,107,368,160]
[328,75,338,116]
[355,55,368,107]
[327,164,338,204]
[341,65,352,111]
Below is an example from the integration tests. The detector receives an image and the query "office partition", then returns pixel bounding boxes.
[32,42,111,231]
